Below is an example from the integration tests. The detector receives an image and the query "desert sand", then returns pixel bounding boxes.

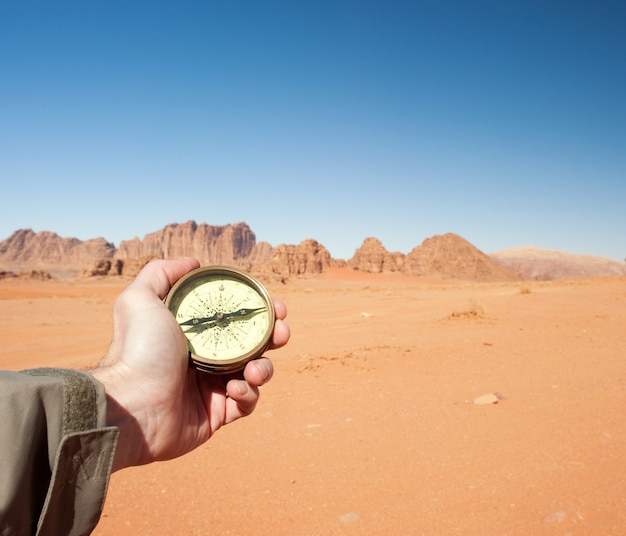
[1,269,625,535]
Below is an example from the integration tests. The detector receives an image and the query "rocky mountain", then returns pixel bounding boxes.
[258,239,333,278]
[0,222,622,281]
[0,229,115,276]
[115,221,257,266]
[347,237,405,273]
[490,245,626,280]
[0,222,333,279]
[406,233,520,281]
[347,233,519,281]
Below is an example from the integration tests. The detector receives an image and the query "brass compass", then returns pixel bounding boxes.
[165,266,275,374]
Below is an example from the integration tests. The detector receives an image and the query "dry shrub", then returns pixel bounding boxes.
[448,298,485,319]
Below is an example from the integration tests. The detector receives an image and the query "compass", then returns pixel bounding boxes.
[165,266,275,374]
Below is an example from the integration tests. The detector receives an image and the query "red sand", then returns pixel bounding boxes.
[1,271,625,535]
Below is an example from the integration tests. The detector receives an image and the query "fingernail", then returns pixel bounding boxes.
[255,361,270,381]
[235,381,248,396]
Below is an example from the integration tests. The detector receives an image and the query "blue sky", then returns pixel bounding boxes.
[1,1,624,261]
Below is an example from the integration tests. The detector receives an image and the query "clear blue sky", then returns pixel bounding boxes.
[1,1,624,261]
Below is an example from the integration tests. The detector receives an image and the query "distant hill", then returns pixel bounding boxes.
[406,233,519,282]
[0,222,622,281]
[490,245,626,280]
[347,234,519,282]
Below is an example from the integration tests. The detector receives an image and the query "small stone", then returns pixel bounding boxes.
[542,510,566,524]
[473,393,500,405]
[339,512,360,524]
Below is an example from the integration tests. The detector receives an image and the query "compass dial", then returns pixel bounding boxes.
[165,266,275,373]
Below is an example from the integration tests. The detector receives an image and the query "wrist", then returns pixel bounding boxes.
[89,366,151,472]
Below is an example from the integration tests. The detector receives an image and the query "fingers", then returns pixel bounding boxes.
[270,319,290,349]
[272,297,287,320]
[271,298,290,349]
[224,358,273,420]
[244,357,274,386]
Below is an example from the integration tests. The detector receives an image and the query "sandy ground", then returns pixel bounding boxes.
[1,268,625,535]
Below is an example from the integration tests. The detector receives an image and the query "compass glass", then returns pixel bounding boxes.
[165,266,275,373]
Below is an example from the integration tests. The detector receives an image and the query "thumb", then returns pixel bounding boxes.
[100,259,200,366]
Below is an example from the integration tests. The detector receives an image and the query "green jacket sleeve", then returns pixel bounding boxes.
[0,368,119,536]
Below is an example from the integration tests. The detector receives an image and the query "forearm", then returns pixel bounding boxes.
[0,369,118,535]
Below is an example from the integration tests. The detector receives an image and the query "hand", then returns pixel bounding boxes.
[90,259,290,472]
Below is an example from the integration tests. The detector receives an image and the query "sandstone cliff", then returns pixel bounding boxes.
[347,237,404,274]
[115,221,256,265]
[244,241,274,268]
[256,239,332,278]
[90,223,330,279]
[0,229,115,276]
[104,223,331,279]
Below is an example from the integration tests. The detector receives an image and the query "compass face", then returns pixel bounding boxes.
[165,266,275,373]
